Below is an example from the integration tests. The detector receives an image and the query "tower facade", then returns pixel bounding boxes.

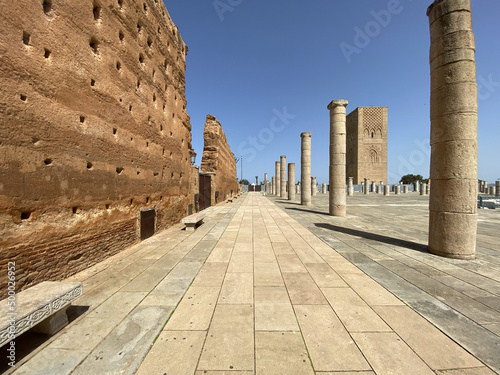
[346,107,388,185]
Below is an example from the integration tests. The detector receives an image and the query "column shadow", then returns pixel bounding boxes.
[285,207,330,216]
[315,223,429,253]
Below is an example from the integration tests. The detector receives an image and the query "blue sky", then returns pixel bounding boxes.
[166,0,500,184]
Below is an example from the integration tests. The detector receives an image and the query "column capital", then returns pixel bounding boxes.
[327,99,348,110]
[300,132,312,138]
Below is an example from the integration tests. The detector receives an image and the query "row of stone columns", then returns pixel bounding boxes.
[478,180,500,196]
[262,0,480,260]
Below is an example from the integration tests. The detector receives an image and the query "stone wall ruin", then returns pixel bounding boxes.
[0,0,193,297]
[200,115,238,203]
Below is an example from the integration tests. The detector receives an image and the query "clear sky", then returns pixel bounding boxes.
[166,0,500,185]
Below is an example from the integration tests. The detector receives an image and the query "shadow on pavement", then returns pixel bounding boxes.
[285,207,330,216]
[315,223,429,253]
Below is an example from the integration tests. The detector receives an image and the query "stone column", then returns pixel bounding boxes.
[371,181,376,193]
[415,181,420,193]
[280,156,287,198]
[327,99,348,217]
[348,177,354,196]
[395,185,401,195]
[421,183,427,195]
[271,177,276,195]
[384,185,390,196]
[301,132,312,206]
[403,185,408,194]
[428,0,477,259]
[275,161,280,196]
[322,183,327,194]
[489,186,494,195]
[426,184,430,195]
[295,185,299,194]
[288,163,295,201]
[496,181,500,197]
[311,177,317,196]
[364,178,370,195]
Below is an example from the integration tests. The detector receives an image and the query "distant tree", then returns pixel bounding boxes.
[400,174,427,184]
[240,179,250,185]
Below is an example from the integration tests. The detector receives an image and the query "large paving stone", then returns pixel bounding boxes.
[255,331,315,375]
[197,304,254,372]
[373,305,483,370]
[218,273,253,304]
[13,348,88,375]
[72,305,171,375]
[294,304,370,372]
[165,286,219,331]
[135,330,206,375]
[322,288,392,333]
[351,332,435,374]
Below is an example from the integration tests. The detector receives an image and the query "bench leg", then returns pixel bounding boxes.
[32,307,69,335]
[185,224,196,231]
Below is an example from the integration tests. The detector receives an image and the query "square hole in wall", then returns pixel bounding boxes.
[93,4,101,21]
[23,31,30,46]
[89,37,99,54]
[43,0,52,14]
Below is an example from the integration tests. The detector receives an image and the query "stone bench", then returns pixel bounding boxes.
[227,198,233,203]
[181,212,206,231]
[0,281,83,347]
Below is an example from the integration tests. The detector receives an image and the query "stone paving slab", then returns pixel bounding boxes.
[135,330,206,375]
[8,202,240,375]
[271,192,500,374]
[8,193,500,374]
[255,331,314,375]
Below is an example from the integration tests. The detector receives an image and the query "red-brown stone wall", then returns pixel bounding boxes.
[200,115,238,203]
[0,0,193,297]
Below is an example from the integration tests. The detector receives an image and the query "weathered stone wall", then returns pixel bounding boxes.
[200,115,238,203]
[346,107,388,184]
[0,0,193,297]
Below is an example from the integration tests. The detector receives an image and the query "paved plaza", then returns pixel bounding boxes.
[5,192,500,374]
